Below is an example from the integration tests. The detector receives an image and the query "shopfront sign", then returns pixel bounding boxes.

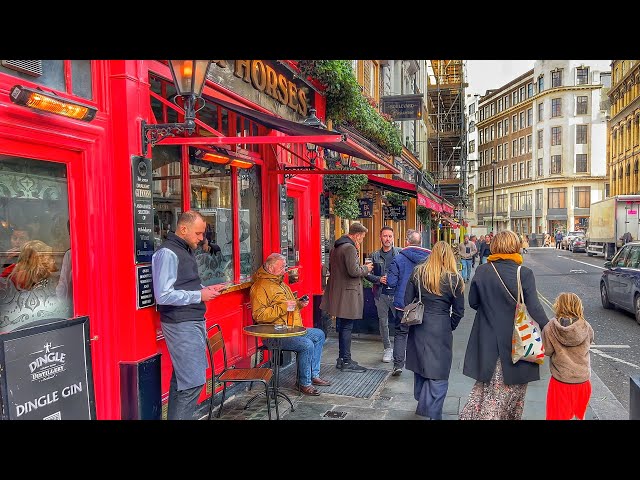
[358,198,373,218]
[417,192,442,212]
[131,156,154,264]
[136,265,155,309]
[381,94,423,121]
[0,316,96,420]
[384,205,407,221]
[279,184,288,257]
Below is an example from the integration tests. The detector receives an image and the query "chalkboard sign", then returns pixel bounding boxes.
[358,198,373,218]
[132,156,154,264]
[0,316,96,420]
[136,265,155,309]
[279,184,288,257]
[384,205,407,221]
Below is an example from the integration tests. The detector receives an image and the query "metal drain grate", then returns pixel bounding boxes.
[323,411,348,419]
[279,363,389,398]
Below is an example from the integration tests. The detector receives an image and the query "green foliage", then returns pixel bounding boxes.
[362,277,373,289]
[324,174,369,197]
[417,206,430,226]
[333,196,361,220]
[297,60,402,156]
[386,192,409,206]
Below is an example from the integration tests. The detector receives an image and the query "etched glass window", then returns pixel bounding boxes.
[237,166,262,282]
[0,156,73,333]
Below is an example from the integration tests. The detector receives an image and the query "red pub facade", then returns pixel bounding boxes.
[0,60,394,419]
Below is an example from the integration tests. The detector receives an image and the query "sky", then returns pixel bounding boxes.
[466,60,534,97]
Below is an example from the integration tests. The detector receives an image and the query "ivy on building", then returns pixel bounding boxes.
[323,174,369,219]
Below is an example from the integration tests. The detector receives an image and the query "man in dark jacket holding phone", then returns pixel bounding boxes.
[365,226,401,363]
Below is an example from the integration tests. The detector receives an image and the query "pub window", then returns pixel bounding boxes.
[189,149,235,285]
[548,187,566,208]
[0,60,94,101]
[551,155,562,174]
[152,145,183,249]
[0,156,73,334]
[576,154,588,173]
[576,96,588,115]
[574,186,591,208]
[237,167,263,282]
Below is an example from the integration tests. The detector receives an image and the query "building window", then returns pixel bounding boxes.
[512,163,518,181]
[551,69,563,88]
[551,155,562,174]
[551,126,562,146]
[513,91,518,105]
[548,187,566,208]
[498,168,503,183]
[504,117,509,134]
[490,102,496,116]
[513,114,518,131]
[527,160,532,178]
[574,186,591,208]
[537,158,543,176]
[536,189,543,210]
[527,134,532,152]
[576,67,589,85]
[469,121,475,133]
[498,121,503,138]
[0,156,73,333]
[505,95,510,109]
[519,86,525,102]
[576,154,588,173]
[520,111,526,130]
[527,108,533,127]
[498,144,503,160]
[577,96,588,115]
[469,140,475,153]
[490,125,495,141]
[576,125,588,144]
[519,137,526,155]
[527,83,534,98]
[537,75,544,93]
[469,103,475,115]
[551,98,562,117]
[537,130,544,149]
[503,166,508,182]
[497,98,503,112]
[512,139,517,157]
[503,142,509,159]
[537,102,544,122]
[520,161,525,180]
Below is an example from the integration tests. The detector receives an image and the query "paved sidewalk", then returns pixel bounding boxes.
[210,283,628,420]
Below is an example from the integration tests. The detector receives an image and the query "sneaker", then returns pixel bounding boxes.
[392,366,403,376]
[382,348,393,363]
[336,358,345,369]
[341,359,367,373]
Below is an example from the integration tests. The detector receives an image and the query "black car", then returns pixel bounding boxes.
[600,241,640,324]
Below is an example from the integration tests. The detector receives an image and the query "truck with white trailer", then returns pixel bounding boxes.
[586,195,640,259]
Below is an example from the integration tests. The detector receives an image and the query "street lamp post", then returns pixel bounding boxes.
[491,159,497,232]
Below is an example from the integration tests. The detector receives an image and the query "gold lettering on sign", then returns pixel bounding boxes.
[232,60,308,116]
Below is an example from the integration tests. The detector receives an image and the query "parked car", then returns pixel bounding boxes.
[569,236,587,253]
[600,241,640,324]
[561,231,585,250]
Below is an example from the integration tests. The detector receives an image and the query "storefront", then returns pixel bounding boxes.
[0,60,395,419]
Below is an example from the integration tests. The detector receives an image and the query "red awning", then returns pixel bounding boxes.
[441,216,460,228]
[417,192,442,212]
[366,174,416,197]
[205,97,399,173]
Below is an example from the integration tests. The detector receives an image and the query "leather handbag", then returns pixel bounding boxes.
[491,263,545,364]
[401,279,423,326]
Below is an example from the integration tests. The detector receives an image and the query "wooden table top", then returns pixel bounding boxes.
[242,324,306,338]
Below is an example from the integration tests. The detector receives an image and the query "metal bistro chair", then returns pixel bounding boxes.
[206,323,274,420]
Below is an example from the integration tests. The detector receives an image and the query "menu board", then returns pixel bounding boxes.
[0,317,96,420]
[132,155,154,264]
[279,184,288,257]
[136,265,155,309]
[358,198,373,218]
[384,205,407,221]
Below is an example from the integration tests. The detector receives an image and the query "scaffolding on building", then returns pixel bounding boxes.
[426,60,468,212]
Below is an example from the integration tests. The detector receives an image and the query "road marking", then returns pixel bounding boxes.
[557,255,605,270]
[591,345,630,349]
[590,349,640,369]
[537,291,554,309]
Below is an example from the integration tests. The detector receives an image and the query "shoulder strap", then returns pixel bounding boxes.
[490,263,516,303]
[516,265,524,304]
[412,273,423,303]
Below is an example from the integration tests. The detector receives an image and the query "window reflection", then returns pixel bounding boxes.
[238,167,262,282]
[189,149,234,285]
[152,146,182,250]
[0,156,73,333]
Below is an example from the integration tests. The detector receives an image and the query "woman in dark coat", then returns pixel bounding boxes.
[460,230,549,420]
[404,241,465,420]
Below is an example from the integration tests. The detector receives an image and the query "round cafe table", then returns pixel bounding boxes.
[242,324,306,419]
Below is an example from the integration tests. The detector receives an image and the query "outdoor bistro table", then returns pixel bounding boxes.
[242,324,306,419]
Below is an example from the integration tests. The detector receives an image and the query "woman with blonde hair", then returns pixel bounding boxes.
[460,230,549,420]
[543,292,594,420]
[404,241,465,419]
[3,240,57,290]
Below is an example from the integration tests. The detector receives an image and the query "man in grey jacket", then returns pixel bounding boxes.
[365,226,401,363]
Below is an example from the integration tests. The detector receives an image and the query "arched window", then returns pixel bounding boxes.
[619,167,624,179]
[634,160,639,174]
[626,163,631,176]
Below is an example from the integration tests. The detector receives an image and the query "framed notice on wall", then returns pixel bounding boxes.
[0,316,96,420]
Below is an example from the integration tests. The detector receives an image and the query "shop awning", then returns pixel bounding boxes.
[417,190,443,212]
[441,216,460,228]
[205,97,400,173]
[366,174,417,197]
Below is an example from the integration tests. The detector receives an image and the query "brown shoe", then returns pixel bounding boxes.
[312,377,331,386]
[299,385,321,396]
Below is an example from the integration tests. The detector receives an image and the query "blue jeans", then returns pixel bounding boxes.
[268,327,325,387]
[481,256,488,264]
[461,259,472,281]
